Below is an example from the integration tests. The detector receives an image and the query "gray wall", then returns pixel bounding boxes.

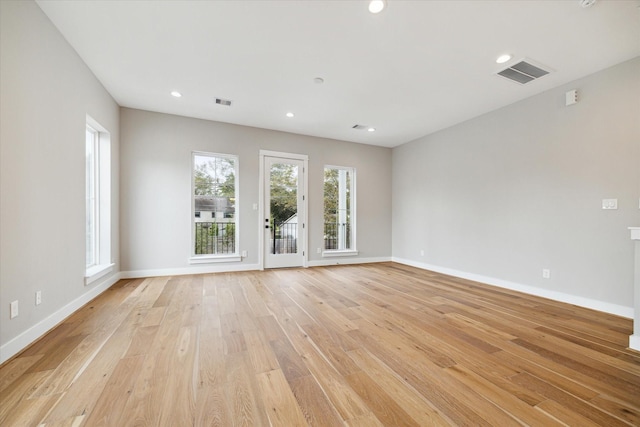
[0,0,120,356]
[120,108,392,273]
[392,57,640,311]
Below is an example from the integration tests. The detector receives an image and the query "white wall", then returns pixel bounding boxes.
[0,0,120,362]
[392,57,640,316]
[119,108,392,275]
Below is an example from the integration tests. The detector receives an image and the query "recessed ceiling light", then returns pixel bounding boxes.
[170,91,182,98]
[496,54,512,64]
[313,77,324,84]
[286,112,294,118]
[369,0,386,14]
[367,127,376,132]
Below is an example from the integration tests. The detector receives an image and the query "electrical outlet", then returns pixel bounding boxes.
[241,250,247,257]
[542,269,550,279]
[36,291,42,306]
[602,199,618,210]
[420,250,425,256]
[317,248,321,254]
[10,300,18,319]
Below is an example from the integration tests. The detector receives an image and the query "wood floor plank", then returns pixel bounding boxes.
[157,324,199,426]
[294,339,371,421]
[443,363,563,426]
[345,412,386,427]
[0,354,43,393]
[288,374,344,426]
[588,394,640,426]
[84,354,146,426]
[0,391,61,427]
[535,399,607,427]
[2,262,638,426]
[225,352,270,427]
[347,347,453,426]
[195,385,232,427]
[345,369,422,426]
[0,371,51,423]
[256,368,309,426]
[510,372,630,426]
[39,311,149,424]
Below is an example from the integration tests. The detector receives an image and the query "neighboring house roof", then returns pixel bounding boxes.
[194,196,233,213]
[283,214,297,224]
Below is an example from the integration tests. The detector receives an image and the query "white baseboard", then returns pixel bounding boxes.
[392,257,633,319]
[307,256,391,267]
[120,263,261,279]
[0,271,122,365]
[629,335,640,351]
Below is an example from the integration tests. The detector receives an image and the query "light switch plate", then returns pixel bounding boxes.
[10,300,18,319]
[602,199,618,210]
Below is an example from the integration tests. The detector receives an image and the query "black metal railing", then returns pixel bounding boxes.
[324,222,351,250]
[195,222,236,254]
[270,222,297,254]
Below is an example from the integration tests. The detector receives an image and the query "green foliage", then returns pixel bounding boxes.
[193,155,236,255]
[323,168,351,225]
[323,167,352,248]
[269,163,298,225]
[324,168,339,226]
[194,223,235,255]
[194,156,235,197]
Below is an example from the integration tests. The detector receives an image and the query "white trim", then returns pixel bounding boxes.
[392,257,633,319]
[258,153,265,270]
[189,255,241,264]
[324,165,357,253]
[629,335,640,352]
[85,115,112,279]
[121,263,261,279]
[259,150,309,269]
[308,256,391,267]
[259,150,309,161]
[322,250,359,258]
[84,262,115,286]
[191,151,239,259]
[0,271,121,365]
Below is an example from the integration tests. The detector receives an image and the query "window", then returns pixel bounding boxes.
[86,126,98,268]
[191,152,239,262]
[85,116,113,284]
[323,166,356,255]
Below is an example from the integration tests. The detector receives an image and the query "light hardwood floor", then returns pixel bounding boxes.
[1,262,639,426]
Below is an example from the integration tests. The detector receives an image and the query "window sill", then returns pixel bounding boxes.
[322,250,359,258]
[85,263,115,286]
[189,255,242,264]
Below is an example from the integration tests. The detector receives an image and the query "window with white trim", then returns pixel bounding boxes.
[323,166,356,255]
[191,152,239,261]
[86,125,98,268]
[85,116,112,284]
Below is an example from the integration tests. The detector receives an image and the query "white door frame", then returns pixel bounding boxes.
[259,150,308,270]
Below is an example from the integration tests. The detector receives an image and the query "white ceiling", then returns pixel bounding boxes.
[36,0,640,148]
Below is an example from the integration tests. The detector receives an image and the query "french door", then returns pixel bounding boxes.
[262,153,307,268]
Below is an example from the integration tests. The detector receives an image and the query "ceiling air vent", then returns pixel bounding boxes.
[215,98,232,106]
[352,124,368,130]
[497,60,550,85]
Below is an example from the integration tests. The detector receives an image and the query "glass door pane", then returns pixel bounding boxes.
[269,162,298,254]
[264,156,305,268]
